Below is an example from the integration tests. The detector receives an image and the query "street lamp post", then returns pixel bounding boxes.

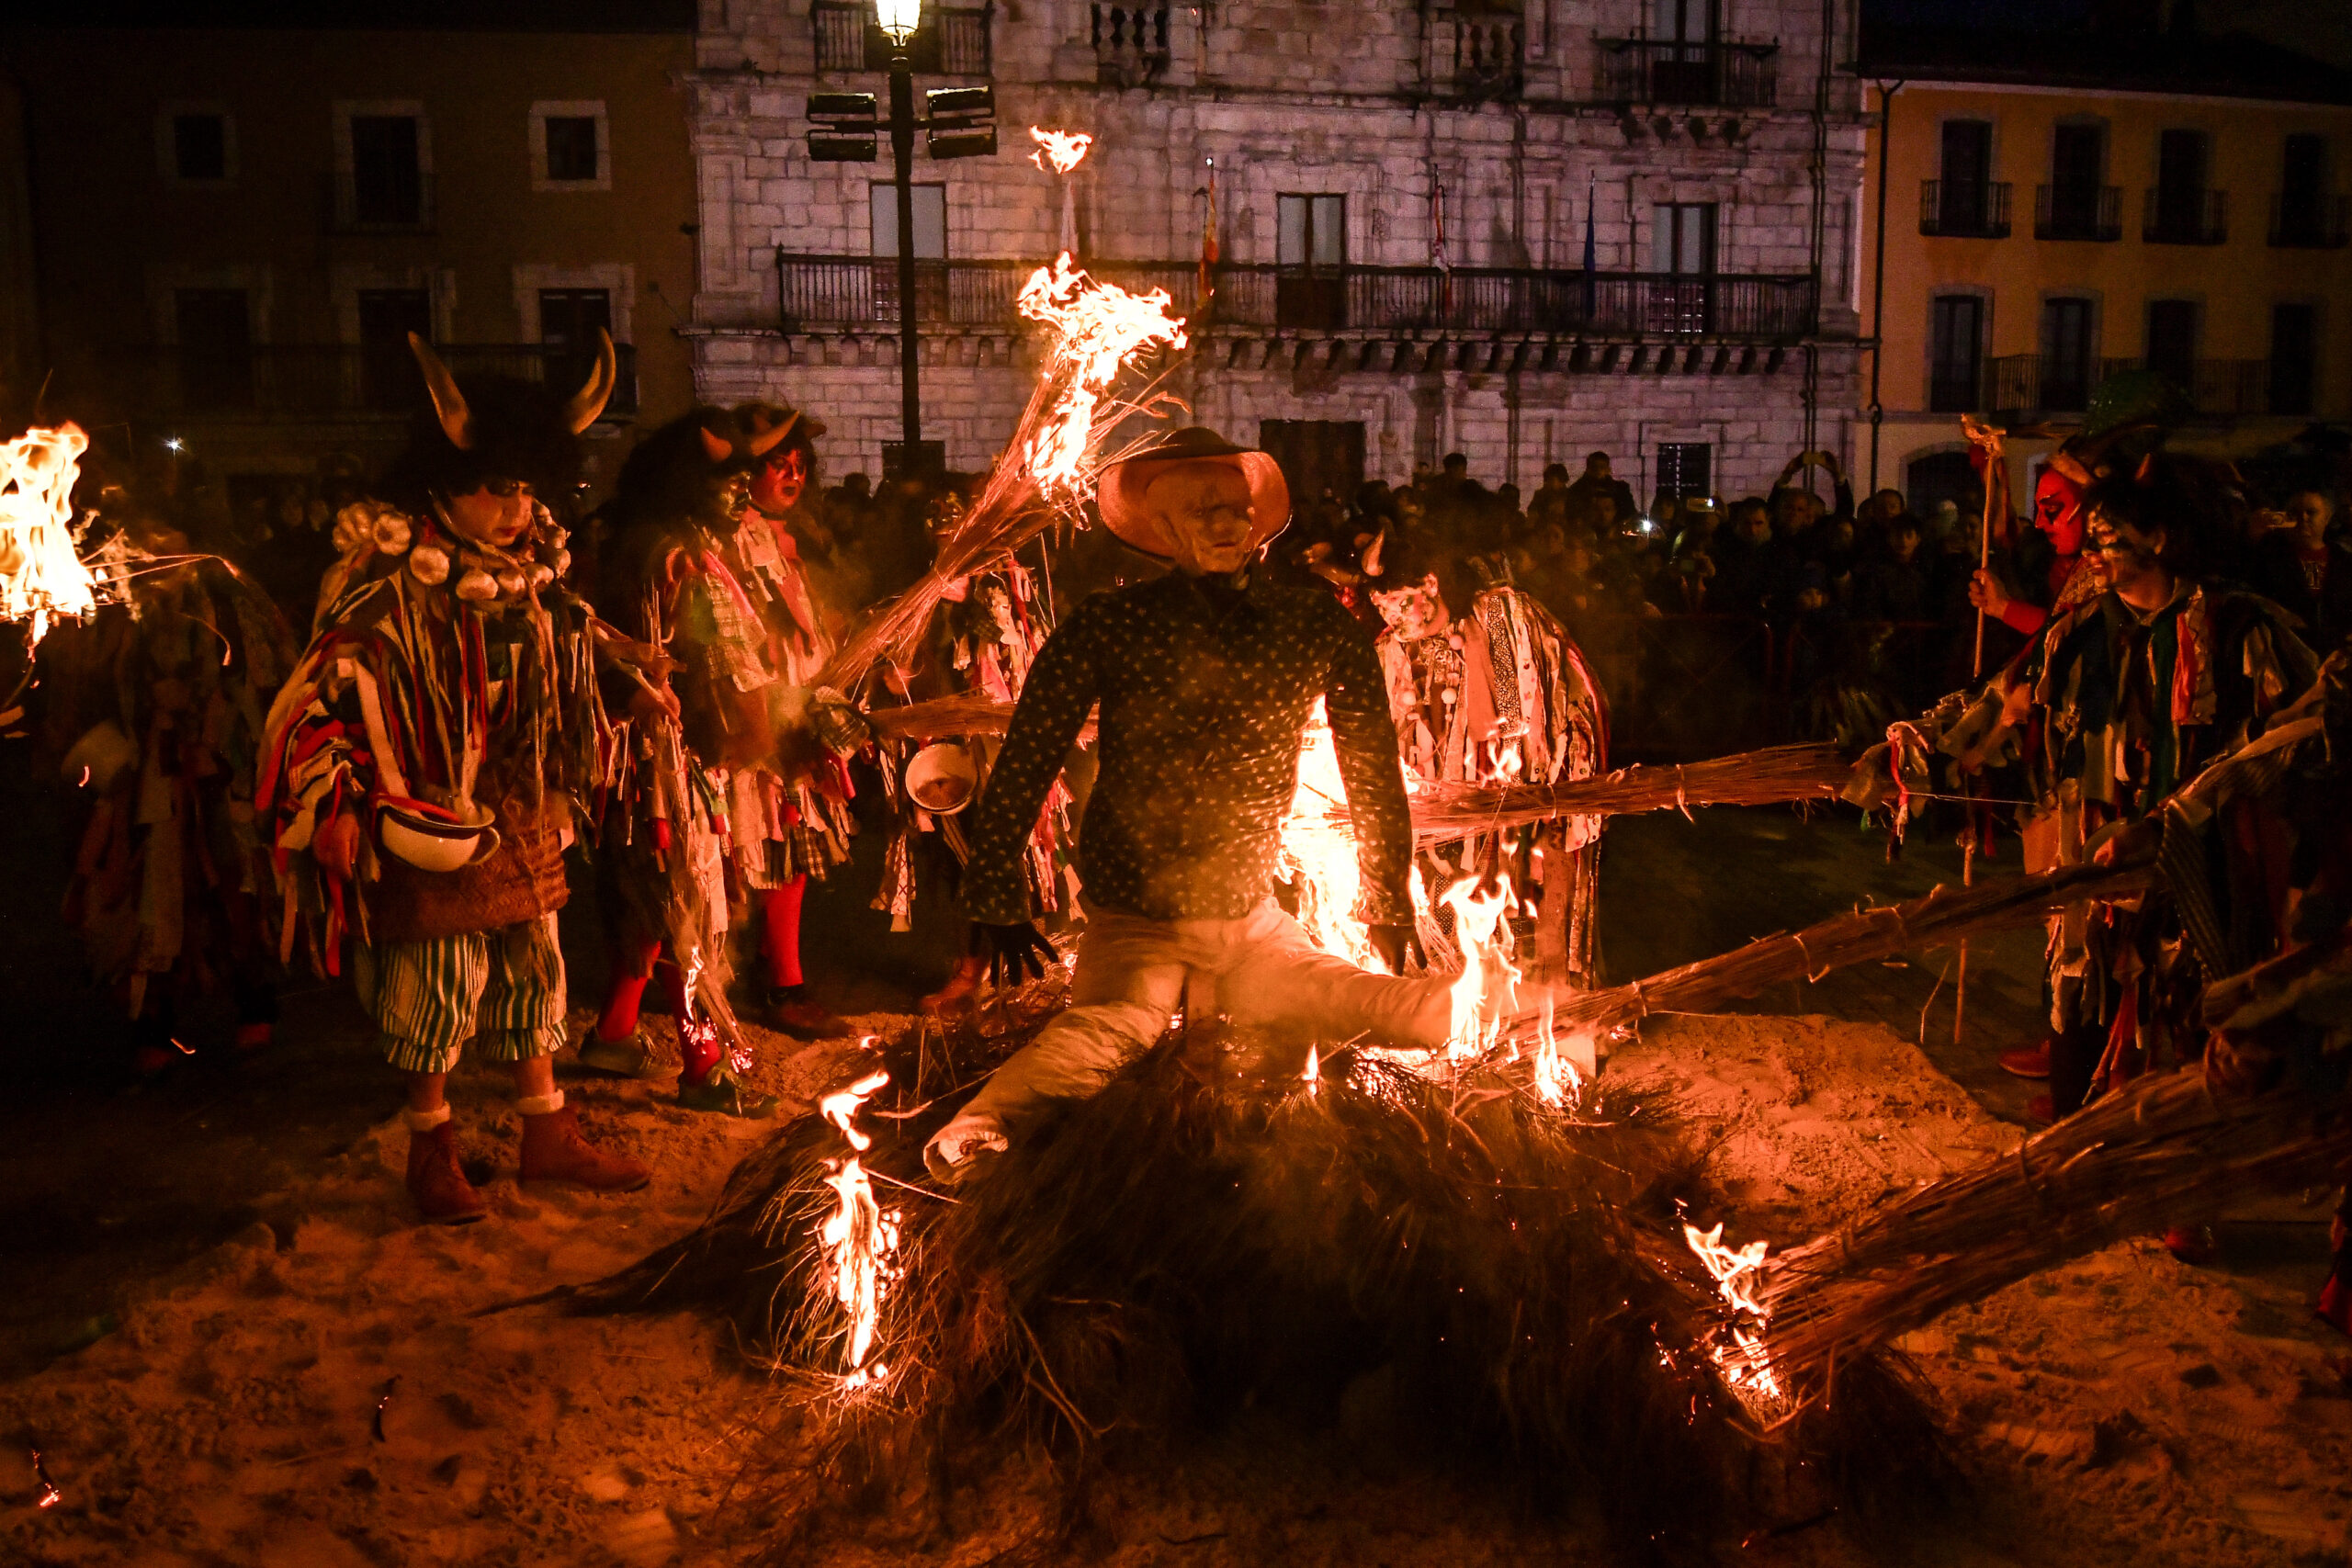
[878,0,925,472]
[805,1,996,483]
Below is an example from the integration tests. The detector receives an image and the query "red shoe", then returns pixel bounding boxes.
[2163,1224,2219,1267]
[1997,1041,2052,1079]
[519,1106,650,1193]
[2024,1093,2055,1123]
[764,987,853,1040]
[405,1123,488,1225]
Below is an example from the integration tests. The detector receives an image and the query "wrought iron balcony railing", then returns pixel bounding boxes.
[812,1,991,74]
[1593,38,1778,109]
[100,343,639,420]
[1918,179,2012,239]
[2269,193,2350,248]
[773,254,1819,340]
[2143,187,2228,245]
[2034,184,2121,243]
[1990,354,2273,418]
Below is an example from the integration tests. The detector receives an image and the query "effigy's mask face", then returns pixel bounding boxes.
[1369,572,1448,640]
[1148,462,1257,575]
[446,479,536,550]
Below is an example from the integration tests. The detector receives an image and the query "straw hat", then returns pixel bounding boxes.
[1097,426,1290,559]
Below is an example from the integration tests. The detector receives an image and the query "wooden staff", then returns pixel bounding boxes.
[1954,415,2005,1045]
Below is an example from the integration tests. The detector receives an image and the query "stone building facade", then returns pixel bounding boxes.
[686,0,1868,509]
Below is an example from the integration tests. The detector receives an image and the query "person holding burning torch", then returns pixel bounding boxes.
[923,427,1487,1182]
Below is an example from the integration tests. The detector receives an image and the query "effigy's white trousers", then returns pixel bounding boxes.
[925,899,1453,1179]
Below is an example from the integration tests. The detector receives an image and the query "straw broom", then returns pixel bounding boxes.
[1738,1069,2352,1394]
[816,267,1186,700]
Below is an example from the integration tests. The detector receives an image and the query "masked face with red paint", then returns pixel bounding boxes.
[751,446,808,516]
[2032,465,2087,557]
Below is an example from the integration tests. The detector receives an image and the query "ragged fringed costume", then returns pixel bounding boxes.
[46,491,295,1067]
[1370,546,1609,984]
[582,403,859,1111]
[1853,455,2318,1117]
[257,333,652,1224]
[867,492,1079,1015]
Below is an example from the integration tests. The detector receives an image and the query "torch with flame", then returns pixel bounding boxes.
[1029,127,1092,257]
[0,423,99,649]
[816,1069,901,1389]
[1028,126,1092,175]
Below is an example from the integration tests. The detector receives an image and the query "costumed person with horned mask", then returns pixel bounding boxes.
[258,334,655,1224]
[1364,534,1609,987]
[1851,452,2318,1144]
[575,403,861,1118]
[922,428,1540,1183]
[46,479,295,1075]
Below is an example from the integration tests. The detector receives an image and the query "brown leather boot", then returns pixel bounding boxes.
[405,1122,488,1225]
[519,1106,650,1192]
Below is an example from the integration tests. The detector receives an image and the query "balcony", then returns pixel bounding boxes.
[1918,178,2012,239]
[2270,193,2350,248]
[812,2,991,74]
[1451,13,1523,101]
[1991,354,2274,418]
[1092,4,1169,86]
[99,343,639,421]
[1988,354,2092,414]
[2033,184,2121,243]
[324,170,435,234]
[773,253,1818,340]
[1593,39,1778,109]
[2143,187,2228,245]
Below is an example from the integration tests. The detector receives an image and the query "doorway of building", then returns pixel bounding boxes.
[1257,420,1364,534]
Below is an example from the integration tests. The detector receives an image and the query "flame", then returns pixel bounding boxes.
[816,1070,900,1387]
[1028,126,1093,175]
[1016,255,1187,495]
[1442,874,1520,1059]
[1277,702,1376,970]
[0,423,98,648]
[1683,1221,1781,1399]
[1302,1043,1319,1092]
[1531,996,1583,1107]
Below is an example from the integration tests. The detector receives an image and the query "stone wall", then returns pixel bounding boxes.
[685,0,1866,496]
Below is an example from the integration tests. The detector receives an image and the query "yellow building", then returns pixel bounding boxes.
[0,5,698,530]
[1857,17,2352,513]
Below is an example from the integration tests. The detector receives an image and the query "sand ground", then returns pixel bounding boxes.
[4,998,2346,1568]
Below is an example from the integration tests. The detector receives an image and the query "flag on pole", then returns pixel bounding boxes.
[1198,156,1218,302]
[1432,178,1452,321]
[1581,170,1598,321]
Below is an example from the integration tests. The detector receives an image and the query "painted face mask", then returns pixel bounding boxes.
[2033,466,2087,557]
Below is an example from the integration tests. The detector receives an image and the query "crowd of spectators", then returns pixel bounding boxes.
[1272,444,2350,751]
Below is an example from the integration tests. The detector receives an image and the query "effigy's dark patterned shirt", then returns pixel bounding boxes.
[964,568,1414,926]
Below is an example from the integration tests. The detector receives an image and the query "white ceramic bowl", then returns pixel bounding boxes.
[378,798,498,874]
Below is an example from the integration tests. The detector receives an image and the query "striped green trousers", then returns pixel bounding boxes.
[375,913,567,1075]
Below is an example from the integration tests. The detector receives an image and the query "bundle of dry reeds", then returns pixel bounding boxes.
[864,691,1095,745]
[816,276,1183,699]
[1402,744,1850,842]
[1534,852,2158,1039]
[1742,1070,2352,1393]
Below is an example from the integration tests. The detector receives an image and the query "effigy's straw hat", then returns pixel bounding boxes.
[1097,425,1290,559]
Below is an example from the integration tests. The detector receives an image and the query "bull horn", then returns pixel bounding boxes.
[699,424,733,464]
[742,408,800,457]
[564,329,618,434]
[408,333,473,450]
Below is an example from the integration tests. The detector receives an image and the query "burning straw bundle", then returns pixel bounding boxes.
[816,258,1186,699]
[568,1025,1951,1553]
[1736,1069,2352,1396]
